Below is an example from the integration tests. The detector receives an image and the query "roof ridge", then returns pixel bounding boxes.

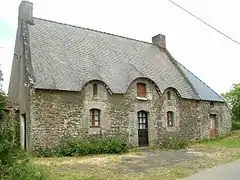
[175,60,224,102]
[33,17,154,45]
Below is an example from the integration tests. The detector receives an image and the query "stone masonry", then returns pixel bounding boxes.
[29,79,231,150]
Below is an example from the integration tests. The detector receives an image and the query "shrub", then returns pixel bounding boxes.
[232,121,240,130]
[32,146,56,157]
[0,118,23,177]
[0,108,50,179]
[159,138,189,150]
[34,135,128,157]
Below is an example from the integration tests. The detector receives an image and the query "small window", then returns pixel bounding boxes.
[210,102,214,108]
[137,83,146,97]
[167,91,171,100]
[90,109,100,127]
[93,84,98,96]
[167,111,174,127]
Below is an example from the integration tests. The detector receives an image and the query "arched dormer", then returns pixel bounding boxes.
[82,79,113,95]
[126,77,162,96]
[163,87,181,100]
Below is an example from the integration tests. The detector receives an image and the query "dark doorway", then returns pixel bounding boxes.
[138,111,149,147]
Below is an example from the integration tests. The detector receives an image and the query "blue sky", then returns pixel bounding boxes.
[0,0,240,94]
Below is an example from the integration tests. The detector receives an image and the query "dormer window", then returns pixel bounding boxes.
[137,83,146,97]
[210,102,214,108]
[93,84,98,96]
[167,91,171,100]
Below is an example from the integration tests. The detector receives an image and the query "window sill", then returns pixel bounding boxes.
[136,97,148,101]
[90,126,100,128]
[167,127,176,131]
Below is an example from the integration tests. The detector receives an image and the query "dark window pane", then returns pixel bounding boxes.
[167,91,171,100]
[93,84,98,95]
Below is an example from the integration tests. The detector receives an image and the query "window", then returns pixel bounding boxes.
[167,91,171,100]
[210,102,214,108]
[167,111,174,127]
[93,84,98,96]
[90,109,100,127]
[137,83,146,97]
[138,111,148,129]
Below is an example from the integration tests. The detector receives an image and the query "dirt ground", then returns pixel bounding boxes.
[53,149,198,173]
[35,147,240,180]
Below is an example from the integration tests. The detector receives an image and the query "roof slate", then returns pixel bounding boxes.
[27,18,224,102]
[175,61,224,102]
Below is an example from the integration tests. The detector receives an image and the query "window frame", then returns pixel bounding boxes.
[90,109,100,128]
[137,111,148,130]
[167,91,171,100]
[93,83,98,96]
[210,102,214,108]
[137,83,147,97]
[167,111,174,127]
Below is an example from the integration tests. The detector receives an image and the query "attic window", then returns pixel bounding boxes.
[167,91,171,100]
[93,84,98,96]
[137,83,146,97]
[210,102,214,108]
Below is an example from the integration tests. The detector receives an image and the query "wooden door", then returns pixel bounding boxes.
[138,111,149,147]
[210,114,217,137]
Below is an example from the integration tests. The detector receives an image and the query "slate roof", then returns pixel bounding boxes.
[27,17,224,102]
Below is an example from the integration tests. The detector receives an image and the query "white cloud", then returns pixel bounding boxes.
[0,0,239,94]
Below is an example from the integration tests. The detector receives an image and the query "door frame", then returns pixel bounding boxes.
[137,111,149,147]
[210,114,217,137]
[20,113,27,150]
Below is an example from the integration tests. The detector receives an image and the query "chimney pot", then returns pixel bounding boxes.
[152,34,166,49]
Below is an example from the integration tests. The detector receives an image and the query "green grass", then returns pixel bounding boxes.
[198,139,240,148]
[195,130,240,148]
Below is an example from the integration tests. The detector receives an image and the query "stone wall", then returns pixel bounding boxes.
[29,79,231,150]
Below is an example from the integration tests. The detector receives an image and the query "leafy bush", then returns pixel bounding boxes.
[32,146,56,157]
[159,138,189,150]
[0,115,21,177]
[0,125,50,179]
[34,135,128,157]
[232,121,240,130]
[0,110,49,179]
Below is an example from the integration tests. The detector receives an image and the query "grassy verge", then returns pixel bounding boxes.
[193,130,240,148]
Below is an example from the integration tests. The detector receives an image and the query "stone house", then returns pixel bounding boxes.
[8,1,231,151]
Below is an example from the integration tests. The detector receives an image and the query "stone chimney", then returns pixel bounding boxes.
[152,34,166,49]
[18,1,34,24]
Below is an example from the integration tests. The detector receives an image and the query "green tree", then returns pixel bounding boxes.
[221,83,240,122]
[0,67,5,115]
[0,66,6,119]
